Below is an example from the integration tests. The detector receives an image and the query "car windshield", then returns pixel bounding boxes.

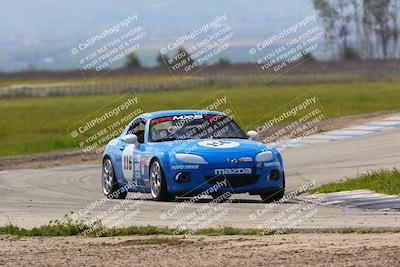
[149,114,247,142]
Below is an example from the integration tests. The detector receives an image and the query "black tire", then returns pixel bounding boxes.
[102,158,127,199]
[259,172,285,203]
[149,159,174,201]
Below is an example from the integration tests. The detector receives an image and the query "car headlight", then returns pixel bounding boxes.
[256,151,274,162]
[175,153,207,164]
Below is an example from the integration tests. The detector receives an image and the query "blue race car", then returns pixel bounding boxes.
[102,110,285,202]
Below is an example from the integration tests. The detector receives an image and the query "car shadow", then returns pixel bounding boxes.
[128,194,296,204]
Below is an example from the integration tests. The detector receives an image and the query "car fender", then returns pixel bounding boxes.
[103,139,126,185]
[146,147,173,191]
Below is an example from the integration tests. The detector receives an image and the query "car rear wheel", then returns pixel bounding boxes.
[259,172,285,203]
[102,158,127,199]
[150,160,174,201]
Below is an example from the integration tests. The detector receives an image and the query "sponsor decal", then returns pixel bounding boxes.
[134,162,141,171]
[140,154,149,176]
[171,165,200,170]
[204,114,224,120]
[198,140,240,148]
[263,162,280,168]
[215,168,252,175]
[172,114,203,120]
[227,157,253,164]
[239,157,253,162]
[153,114,226,123]
[134,171,141,178]
[134,154,140,162]
[151,117,173,125]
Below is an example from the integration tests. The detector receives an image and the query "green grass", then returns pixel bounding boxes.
[1,215,400,237]
[0,214,267,237]
[314,169,400,195]
[0,81,399,156]
[2,71,400,89]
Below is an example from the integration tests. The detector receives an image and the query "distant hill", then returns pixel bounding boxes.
[0,0,315,71]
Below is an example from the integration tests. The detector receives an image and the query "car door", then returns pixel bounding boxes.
[120,119,147,186]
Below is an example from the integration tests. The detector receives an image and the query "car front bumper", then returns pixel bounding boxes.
[165,161,284,195]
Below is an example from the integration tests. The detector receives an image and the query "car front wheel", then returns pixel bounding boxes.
[259,172,285,203]
[102,158,127,199]
[149,160,174,201]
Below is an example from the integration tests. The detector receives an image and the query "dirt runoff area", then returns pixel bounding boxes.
[1,233,400,266]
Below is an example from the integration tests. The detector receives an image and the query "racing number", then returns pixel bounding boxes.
[122,144,135,179]
[123,155,133,171]
[207,140,229,147]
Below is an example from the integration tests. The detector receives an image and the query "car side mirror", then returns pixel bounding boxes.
[121,134,139,146]
[247,130,259,141]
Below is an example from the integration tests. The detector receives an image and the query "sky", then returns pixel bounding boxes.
[0,0,318,71]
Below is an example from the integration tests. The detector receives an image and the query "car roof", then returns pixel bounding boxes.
[140,110,225,119]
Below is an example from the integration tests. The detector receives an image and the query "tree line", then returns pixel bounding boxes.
[125,47,231,69]
[313,0,400,59]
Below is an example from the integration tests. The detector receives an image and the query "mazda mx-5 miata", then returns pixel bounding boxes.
[102,110,285,202]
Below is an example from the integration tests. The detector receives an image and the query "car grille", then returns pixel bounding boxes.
[205,175,260,188]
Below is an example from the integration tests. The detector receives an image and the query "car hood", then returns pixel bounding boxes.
[152,138,269,155]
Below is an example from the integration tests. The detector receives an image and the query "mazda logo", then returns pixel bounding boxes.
[227,158,238,164]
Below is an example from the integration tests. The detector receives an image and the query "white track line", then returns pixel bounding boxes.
[298,190,400,211]
[282,113,400,148]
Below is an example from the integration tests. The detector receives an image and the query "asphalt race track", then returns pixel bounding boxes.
[1,127,400,230]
